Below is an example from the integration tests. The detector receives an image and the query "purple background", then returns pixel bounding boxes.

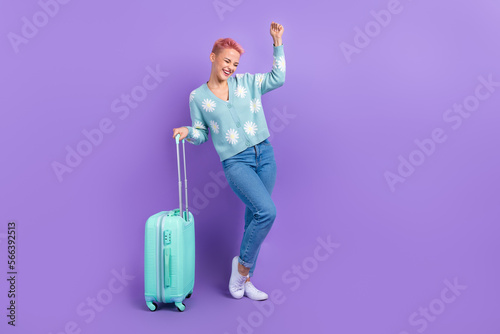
[1,0,499,333]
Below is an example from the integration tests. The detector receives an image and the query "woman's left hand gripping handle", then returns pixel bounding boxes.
[173,127,189,142]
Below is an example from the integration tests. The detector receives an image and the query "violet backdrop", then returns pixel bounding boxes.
[1,0,499,333]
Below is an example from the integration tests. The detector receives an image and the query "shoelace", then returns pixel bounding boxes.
[230,275,247,291]
[245,283,262,293]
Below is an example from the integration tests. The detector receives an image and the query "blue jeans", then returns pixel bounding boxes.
[221,138,277,277]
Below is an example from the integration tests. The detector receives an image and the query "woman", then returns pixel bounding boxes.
[172,22,285,301]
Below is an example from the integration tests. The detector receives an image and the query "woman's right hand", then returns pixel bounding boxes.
[172,127,189,141]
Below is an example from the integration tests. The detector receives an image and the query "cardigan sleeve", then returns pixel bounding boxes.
[185,94,209,145]
[258,44,286,95]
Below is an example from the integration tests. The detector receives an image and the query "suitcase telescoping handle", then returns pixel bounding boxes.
[175,134,189,221]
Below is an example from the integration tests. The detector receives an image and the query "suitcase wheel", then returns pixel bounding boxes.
[186,292,192,299]
[175,302,186,312]
[147,301,158,312]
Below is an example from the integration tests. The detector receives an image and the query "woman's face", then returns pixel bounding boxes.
[210,48,240,81]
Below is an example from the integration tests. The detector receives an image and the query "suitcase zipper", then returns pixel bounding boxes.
[156,214,163,303]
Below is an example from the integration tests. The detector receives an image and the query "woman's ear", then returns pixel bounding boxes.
[209,52,216,63]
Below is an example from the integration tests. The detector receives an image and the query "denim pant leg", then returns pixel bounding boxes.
[222,140,277,277]
[247,143,276,276]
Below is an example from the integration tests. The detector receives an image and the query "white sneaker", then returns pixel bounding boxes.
[229,256,248,299]
[244,281,268,301]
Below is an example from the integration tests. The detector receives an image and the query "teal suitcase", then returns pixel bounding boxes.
[144,135,195,312]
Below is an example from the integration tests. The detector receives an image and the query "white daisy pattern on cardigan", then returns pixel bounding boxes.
[244,121,258,136]
[192,129,200,138]
[275,56,286,72]
[225,128,239,145]
[202,99,216,112]
[235,85,247,98]
[194,121,206,129]
[189,90,196,102]
[236,73,244,79]
[255,74,264,88]
[250,99,262,113]
[210,120,220,134]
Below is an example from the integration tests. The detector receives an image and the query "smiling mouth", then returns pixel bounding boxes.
[222,69,231,77]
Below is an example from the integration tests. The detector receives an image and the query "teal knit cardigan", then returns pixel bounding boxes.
[185,44,286,161]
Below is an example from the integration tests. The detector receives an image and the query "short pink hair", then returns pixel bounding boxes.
[211,38,245,55]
